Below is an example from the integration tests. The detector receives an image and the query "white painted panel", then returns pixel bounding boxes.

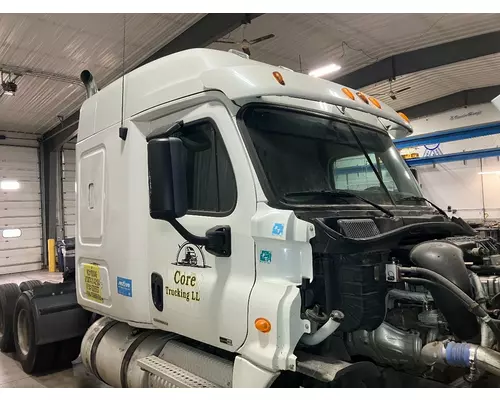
[0,131,39,148]
[400,104,500,224]
[479,157,500,221]
[65,225,75,238]
[0,145,42,274]
[0,248,41,265]
[417,158,500,223]
[411,103,500,136]
[0,216,41,228]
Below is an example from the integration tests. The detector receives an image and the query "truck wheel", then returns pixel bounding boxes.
[13,293,56,374]
[19,280,42,292]
[0,283,21,352]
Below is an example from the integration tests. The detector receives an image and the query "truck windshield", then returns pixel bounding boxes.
[239,106,424,207]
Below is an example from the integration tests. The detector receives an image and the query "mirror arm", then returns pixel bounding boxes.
[168,219,231,258]
[146,120,184,143]
[169,218,208,247]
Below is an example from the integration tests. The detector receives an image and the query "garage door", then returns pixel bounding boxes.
[61,145,76,239]
[0,145,42,274]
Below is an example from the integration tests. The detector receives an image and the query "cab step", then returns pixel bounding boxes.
[137,355,220,388]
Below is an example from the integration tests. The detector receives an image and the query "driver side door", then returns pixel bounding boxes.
[148,101,256,352]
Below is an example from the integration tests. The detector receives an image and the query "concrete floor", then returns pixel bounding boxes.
[0,269,108,388]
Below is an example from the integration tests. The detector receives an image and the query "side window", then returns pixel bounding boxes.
[176,120,237,214]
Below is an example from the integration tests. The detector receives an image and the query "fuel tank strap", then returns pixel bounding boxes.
[90,319,119,381]
[119,330,158,388]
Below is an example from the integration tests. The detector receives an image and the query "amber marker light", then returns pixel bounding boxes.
[369,97,382,109]
[356,91,369,104]
[255,318,272,333]
[398,112,410,123]
[272,71,285,85]
[341,87,355,100]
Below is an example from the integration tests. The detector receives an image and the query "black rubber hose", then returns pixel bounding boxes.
[410,241,478,340]
[401,267,500,344]
[403,276,500,343]
[403,277,478,312]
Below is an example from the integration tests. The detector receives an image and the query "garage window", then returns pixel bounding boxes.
[2,228,22,238]
[1,180,20,190]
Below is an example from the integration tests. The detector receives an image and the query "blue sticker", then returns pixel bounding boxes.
[259,250,272,264]
[272,223,284,237]
[117,277,132,297]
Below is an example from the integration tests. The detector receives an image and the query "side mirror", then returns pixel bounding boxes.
[146,126,232,258]
[147,137,188,221]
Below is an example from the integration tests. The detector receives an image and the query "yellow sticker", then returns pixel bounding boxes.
[83,263,103,303]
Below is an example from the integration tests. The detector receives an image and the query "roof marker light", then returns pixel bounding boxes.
[341,88,355,100]
[369,97,381,109]
[398,112,410,123]
[356,92,369,104]
[273,71,285,86]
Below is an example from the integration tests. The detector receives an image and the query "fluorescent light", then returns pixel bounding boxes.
[1,180,20,190]
[308,63,342,78]
[478,171,500,175]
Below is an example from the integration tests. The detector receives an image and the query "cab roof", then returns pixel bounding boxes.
[78,48,412,140]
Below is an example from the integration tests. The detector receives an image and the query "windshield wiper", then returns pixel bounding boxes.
[284,189,395,218]
[399,195,448,218]
[345,123,396,206]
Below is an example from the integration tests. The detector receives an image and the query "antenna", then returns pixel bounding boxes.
[119,14,128,141]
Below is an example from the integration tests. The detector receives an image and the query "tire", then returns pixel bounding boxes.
[13,293,57,374]
[0,283,21,352]
[19,280,42,292]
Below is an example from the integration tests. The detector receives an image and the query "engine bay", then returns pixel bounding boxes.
[296,212,500,387]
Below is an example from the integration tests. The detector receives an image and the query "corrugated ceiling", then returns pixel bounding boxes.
[0,13,204,133]
[210,13,500,112]
[2,13,500,134]
[361,53,500,111]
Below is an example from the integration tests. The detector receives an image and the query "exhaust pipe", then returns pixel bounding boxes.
[80,70,98,98]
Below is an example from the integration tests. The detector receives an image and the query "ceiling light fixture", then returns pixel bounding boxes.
[308,63,342,78]
[0,71,20,97]
[1,81,17,96]
[478,171,500,175]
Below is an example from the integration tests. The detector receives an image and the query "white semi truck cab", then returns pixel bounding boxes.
[3,48,500,388]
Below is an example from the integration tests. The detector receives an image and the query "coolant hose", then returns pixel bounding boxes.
[301,310,344,346]
[421,341,500,377]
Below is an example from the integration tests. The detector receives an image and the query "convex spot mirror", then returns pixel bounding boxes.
[147,136,188,220]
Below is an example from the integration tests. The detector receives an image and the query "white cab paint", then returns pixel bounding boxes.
[76,48,413,386]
